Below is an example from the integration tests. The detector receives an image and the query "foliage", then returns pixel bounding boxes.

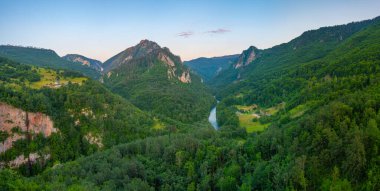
[104,51,214,124]
[184,54,239,82]
[0,59,154,175]
[2,16,380,191]
[0,46,100,79]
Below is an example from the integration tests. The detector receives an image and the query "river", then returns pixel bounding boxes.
[208,101,219,130]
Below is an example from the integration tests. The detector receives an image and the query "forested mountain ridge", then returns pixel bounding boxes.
[103,40,214,123]
[1,16,380,191]
[0,45,101,79]
[211,16,380,90]
[103,40,162,72]
[212,16,380,190]
[62,54,103,72]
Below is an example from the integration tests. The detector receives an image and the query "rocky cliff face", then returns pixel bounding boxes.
[234,46,259,69]
[63,54,103,71]
[0,102,57,153]
[0,153,50,168]
[179,70,192,83]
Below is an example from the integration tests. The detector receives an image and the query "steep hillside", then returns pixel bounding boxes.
[103,40,214,123]
[212,16,380,190]
[1,16,380,191]
[62,54,103,72]
[8,16,380,191]
[0,46,100,79]
[184,54,239,82]
[212,16,380,90]
[0,57,154,175]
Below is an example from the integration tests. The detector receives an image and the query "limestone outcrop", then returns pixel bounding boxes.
[0,102,57,153]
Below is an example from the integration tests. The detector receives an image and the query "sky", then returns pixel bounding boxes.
[0,0,379,62]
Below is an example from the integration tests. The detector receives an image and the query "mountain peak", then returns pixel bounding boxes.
[234,46,259,69]
[136,39,161,49]
[103,40,172,72]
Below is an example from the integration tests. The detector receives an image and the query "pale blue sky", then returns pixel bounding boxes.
[0,0,379,61]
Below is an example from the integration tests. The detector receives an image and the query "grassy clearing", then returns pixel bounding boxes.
[29,68,87,89]
[152,118,165,130]
[289,104,308,118]
[266,102,285,115]
[234,102,284,133]
[236,104,257,112]
[238,113,269,133]
[29,68,56,89]
[288,101,319,119]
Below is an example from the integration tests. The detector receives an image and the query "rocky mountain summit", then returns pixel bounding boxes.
[102,40,213,123]
[103,40,162,72]
[234,46,260,69]
[103,39,192,83]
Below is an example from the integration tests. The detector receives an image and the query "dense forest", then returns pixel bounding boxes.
[184,55,239,82]
[1,16,380,191]
[0,46,100,79]
[103,41,215,124]
[0,58,156,176]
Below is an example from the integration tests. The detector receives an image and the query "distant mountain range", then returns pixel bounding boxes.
[211,15,380,97]
[1,15,380,190]
[0,45,101,79]
[184,54,239,83]
[0,40,215,124]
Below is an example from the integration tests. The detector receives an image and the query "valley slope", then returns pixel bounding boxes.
[184,54,239,83]
[0,57,155,175]
[2,16,380,191]
[103,40,214,123]
[0,46,101,79]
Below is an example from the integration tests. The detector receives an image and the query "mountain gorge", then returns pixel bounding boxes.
[1,15,380,191]
[184,54,239,82]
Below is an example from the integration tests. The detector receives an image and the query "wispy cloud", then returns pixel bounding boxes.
[177,28,231,38]
[205,28,231,34]
[178,31,194,38]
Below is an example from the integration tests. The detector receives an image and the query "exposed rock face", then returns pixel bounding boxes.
[124,55,133,62]
[0,153,50,168]
[158,52,189,82]
[107,71,112,78]
[179,70,191,83]
[167,67,177,80]
[63,54,103,71]
[84,132,103,148]
[159,53,175,67]
[234,46,259,69]
[0,102,57,153]
[73,57,91,66]
[81,107,94,117]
